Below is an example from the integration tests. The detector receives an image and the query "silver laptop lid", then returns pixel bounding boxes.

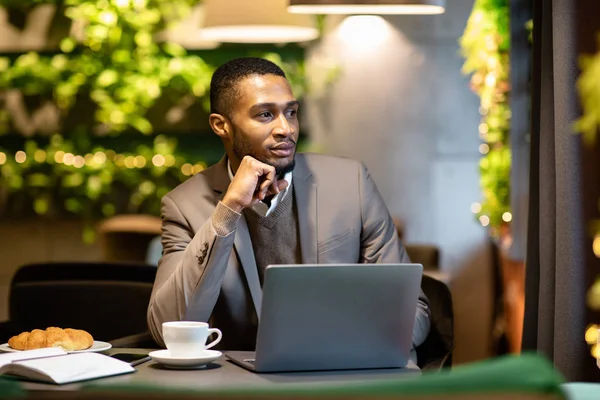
[254,263,423,372]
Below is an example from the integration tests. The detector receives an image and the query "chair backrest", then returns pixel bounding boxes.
[7,262,156,342]
[405,244,440,271]
[416,274,454,370]
[97,215,162,263]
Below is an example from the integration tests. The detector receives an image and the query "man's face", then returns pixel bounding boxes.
[227,74,300,176]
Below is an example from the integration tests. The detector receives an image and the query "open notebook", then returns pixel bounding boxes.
[0,347,135,384]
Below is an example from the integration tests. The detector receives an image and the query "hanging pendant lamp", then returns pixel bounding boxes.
[155,5,219,49]
[288,0,445,15]
[201,0,319,43]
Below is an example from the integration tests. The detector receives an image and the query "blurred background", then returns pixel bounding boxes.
[0,0,558,368]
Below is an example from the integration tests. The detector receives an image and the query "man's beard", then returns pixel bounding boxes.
[274,159,295,176]
[232,132,296,177]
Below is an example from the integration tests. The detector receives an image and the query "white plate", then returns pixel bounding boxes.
[149,349,222,369]
[0,340,112,354]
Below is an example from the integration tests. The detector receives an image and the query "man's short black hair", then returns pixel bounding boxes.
[209,57,287,116]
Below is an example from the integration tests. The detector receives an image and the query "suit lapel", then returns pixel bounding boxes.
[293,155,318,264]
[208,156,262,320]
[206,154,319,317]
[233,217,262,319]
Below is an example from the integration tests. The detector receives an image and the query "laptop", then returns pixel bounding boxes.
[225,263,423,373]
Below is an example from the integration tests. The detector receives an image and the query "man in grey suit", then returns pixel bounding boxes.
[148,57,430,358]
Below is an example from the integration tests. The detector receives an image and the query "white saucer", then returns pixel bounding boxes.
[148,349,222,369]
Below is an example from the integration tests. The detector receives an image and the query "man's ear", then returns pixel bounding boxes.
[209,113,230,139]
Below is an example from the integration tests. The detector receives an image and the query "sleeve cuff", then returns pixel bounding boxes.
[212,201,241,236]
[412,302,431,347]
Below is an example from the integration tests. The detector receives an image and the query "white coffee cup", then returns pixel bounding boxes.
[162,321,222,358]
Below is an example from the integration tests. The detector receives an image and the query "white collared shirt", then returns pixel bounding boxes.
[227,160,293,217]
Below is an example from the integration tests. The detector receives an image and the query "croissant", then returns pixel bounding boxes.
[8,327,94,351]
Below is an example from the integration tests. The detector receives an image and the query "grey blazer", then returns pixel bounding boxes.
[147,153,430,348]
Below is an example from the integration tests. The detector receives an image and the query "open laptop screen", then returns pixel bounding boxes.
[231,263,423,373]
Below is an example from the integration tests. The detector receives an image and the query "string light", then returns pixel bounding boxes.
[164,154,176,167]
[591,344,600,360]
[54,151,65,163]
[502,212,512,222]
[152,154,166,167]
[585,325,599,345]
[63,153,75,166]
[85,154,94,165]
[124,156,135,169]
[73,156,86,168]
[134,155,146,168]
[34,150,46,163]
[479,144,490,154]
[593,235,600,258]
[94,151,107,164]
[479,215,490,227]
[15,151,26,163]
[1,148,193,175]
[471,202,482,214]
[114,154,125,167]
[192,163,205,174]
[181,163,193,176]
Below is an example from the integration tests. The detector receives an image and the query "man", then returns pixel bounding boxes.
[147,57,430,358]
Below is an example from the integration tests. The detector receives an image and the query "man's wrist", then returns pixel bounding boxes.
[221,195,244,213]
[212,201,241,236]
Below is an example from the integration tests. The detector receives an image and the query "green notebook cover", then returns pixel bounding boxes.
[0,376,26,397]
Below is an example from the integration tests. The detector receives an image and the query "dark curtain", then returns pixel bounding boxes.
[523,0,600,382]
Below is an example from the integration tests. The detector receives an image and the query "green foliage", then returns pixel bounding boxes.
[575,33,600,147]
[1,134,189,218]
[577,35,600,343]
[0,0,212,135]
[459,0,511,235]
[0,0,59,7]
[0,0,325,230]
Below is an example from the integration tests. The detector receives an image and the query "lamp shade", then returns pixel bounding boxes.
[155,5,220,49]
[288,0,445,15]
[201,0,319,43]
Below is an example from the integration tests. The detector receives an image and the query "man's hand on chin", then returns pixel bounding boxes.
[222,156,288,213]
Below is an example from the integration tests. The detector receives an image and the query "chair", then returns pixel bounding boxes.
[405,244,441,271]
[98,215,162,263]
[416,274,454,370]
[0,262,158,346]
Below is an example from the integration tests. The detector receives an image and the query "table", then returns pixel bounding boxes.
[21,348,421,394]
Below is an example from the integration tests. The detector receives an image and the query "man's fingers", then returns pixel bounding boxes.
[266,179,287,196]
[277,180,289,192]
[259,178,273,192]
[234,156,287,204]
[258,164,277,193]
[261,180,286,198]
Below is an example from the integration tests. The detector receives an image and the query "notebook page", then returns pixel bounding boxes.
[12,352,134,384]
[0,348,66,368]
